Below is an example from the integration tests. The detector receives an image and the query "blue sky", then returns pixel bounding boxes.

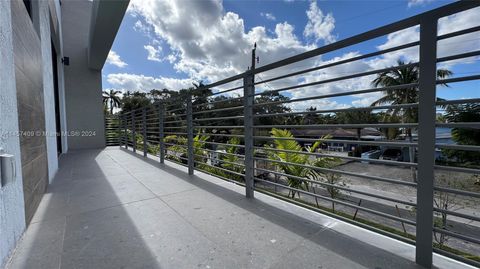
[103,0,479,110]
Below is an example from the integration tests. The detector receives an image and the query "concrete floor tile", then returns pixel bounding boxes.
[6,218,65,269]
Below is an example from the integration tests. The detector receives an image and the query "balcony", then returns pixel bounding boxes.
[5,148,471,269]
[4,1,479,269]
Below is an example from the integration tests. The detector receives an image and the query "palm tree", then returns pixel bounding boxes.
[265,129,340,201]
[103,89,122,115]
[371,60,452,182]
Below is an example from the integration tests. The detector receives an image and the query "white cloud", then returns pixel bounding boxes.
[107,73,194,92]
[106,50,128,68]
[303,0,336,44]
[117,0,478,111]
[369,6,480,69]
[128,0,317,84]
[407,0,435,8]
[144,45,162,62]
[260,12,276,21]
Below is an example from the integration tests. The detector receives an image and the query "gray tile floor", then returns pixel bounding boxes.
[5,148,472,269]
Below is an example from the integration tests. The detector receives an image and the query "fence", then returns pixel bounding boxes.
[105,115,120,146]
[118,1,480,267]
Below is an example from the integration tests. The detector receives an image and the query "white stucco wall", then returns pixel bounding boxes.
[63,0,106,150]
[0,1,26,267]
[38,1,59,182]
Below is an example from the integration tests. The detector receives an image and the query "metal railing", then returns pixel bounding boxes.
[118,1,480,267]
[105,115,120,146]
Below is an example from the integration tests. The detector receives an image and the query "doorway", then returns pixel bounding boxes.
[51,41,62,155]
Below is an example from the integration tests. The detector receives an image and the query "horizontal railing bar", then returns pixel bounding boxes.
[437,25,480,41]
[192,147,244,158]
[192,154,245,167]
[433,165,480,174]
[164,136,186,142]
[166,148,187,156]
[437,50,480,63]
[253,103,419,118]
[165,107,186,113]
[194,125,245,129]
[433,207,480,223]
[433,186,480,199]
[193,115,244,122]
[164,113,187,118]
[192,105,244,115]
[254,146,417,167]
[164,142,187,148]
[163,126,188,129]
[254,123,418,129]
[254,157,417,187]
[436,122,480,128]
[254,83,418,107]
[165,155,189,164]
[254,178,416,225]
[196,133,245,138]
[194,166,246,186]
[210,85,244,96]
[436,98,480,106]
[254,42,420,87]
[432,227,480,245]
[164,137,186,143]
[254,136,417,147]
[164,120,186,124]
[255,168,416,206]
[203,141,246,148]
[252,63,418,97]
[194,161,245,177]
[164,132,188,135]
[145,110,159,115]
[437,74,480,84]
[436,144,480,152]
[144,118,160,122]
[192,96,244,108]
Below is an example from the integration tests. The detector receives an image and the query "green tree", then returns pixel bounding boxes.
[103,89,122,115]
[443,103,480,165]
[121,91,152,113]
[255,92,291,126]
[371,60,452,182]
[265,128,339,199]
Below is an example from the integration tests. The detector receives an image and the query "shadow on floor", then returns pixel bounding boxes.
[119,148,423,269]
[7,149,161,269]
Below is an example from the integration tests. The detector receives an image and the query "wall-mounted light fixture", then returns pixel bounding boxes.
[62,57,70,66]
[0,148,16,187]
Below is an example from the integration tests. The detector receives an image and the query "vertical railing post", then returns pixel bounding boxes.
[142,108,148,157]
[117,115,122,148]
[124,115,128,149]
[243,71,255,198]
[132,111,137,153]
[159,102,165,164]
[244,44,257,198]
[118,115,122,148]
[416,15,437,268]
[186,94,194,175]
